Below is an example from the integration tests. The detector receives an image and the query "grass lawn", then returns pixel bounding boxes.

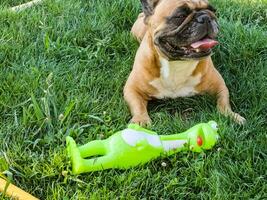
[0,0,267,199]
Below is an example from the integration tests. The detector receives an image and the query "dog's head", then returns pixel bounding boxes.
[142,0,219,60]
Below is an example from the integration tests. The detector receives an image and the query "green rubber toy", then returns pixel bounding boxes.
[66,121,219,174]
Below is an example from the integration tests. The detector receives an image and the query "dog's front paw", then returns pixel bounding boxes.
[232,112,246,125]
[130,114,152,126]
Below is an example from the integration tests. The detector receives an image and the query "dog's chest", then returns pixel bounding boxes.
[150,58,201,99]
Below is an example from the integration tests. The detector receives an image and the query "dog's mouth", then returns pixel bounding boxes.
[158,37,218,60]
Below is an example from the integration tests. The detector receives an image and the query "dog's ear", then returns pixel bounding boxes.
[140,0,160,19]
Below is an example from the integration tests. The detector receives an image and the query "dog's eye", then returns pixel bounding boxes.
[168,14,187,25]
[174,14,186,19]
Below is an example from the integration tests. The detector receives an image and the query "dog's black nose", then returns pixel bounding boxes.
[197,14,211,24]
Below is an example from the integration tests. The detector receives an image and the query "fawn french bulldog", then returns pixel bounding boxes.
[124,0,245,125]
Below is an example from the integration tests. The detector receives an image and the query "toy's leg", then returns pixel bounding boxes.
[66,136,77,158]
[73,155,114,174]
[66,137,113,174]
[66,136,84,174]
[78,140,107,158]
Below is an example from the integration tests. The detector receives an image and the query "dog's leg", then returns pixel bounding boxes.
[131,13,147,42]
[216,86,246,125]
[197,59,246,125]
[124,86,151,126]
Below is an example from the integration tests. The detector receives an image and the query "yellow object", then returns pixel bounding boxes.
[0,178,39,200]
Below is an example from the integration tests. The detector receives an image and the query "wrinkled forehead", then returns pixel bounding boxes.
[153,0,209,19]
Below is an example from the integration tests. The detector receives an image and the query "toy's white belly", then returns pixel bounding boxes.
[121,129,161,147]
[162,140,187,151]
[150,58,201,99]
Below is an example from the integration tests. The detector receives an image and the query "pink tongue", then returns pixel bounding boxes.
[190,38,218,50]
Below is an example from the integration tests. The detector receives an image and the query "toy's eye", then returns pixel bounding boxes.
[211,122,218,130]
[197,136,203,146]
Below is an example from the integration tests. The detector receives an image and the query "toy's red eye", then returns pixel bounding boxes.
[197,136,203,146]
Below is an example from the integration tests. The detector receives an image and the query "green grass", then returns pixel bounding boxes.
[0,0,266,199]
